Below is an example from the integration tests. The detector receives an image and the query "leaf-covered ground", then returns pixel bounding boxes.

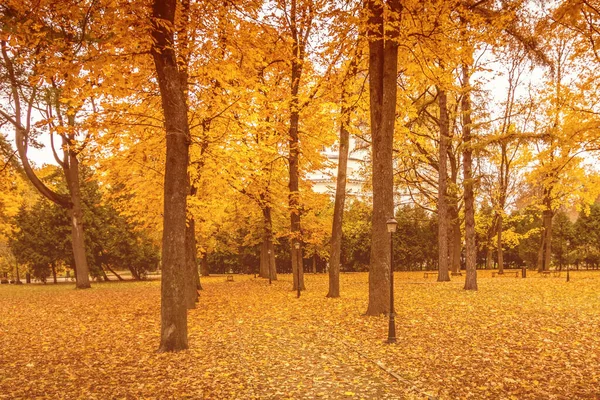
[1,271,599,399]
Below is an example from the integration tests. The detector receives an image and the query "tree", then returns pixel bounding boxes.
[0,3,100,288]
[365,0,401,315]
[151,0,191,352]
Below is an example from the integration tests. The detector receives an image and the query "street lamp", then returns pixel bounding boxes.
[267,249,272,285]
[386,217,398,344]
[294,241,301,298]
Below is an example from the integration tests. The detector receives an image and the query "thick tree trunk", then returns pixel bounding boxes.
[365,0,401,315]
[327,106,351,298]
[259,239,269,278]
[152,0,190,352]
[437,89,451,282]
[185,216,198,309]
[461,60,477,291]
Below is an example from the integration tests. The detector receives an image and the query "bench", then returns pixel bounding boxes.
[492,271,520,278]
[423,272,437,278]
[226,274,234,282]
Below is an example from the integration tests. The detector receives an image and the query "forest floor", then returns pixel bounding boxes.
[1,271,599,399]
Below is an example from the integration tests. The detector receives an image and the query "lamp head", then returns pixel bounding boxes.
[386,218,398,233]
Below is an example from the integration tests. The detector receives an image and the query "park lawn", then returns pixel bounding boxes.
[0,271,599,399]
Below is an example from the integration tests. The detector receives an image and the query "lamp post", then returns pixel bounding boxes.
[267,249,272,285]
[294,241,301,298]
[386,217,398,344]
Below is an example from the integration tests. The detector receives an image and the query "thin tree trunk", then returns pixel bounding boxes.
[451,214,462,274]
[105,264,125,281]
[437,88,450,282]
[497,214,504,274]
[151,0,190,352]
[101,268,110,281]
[365,0,401,315]
[461,56,477,291]
[286,0,308,292]
[327,104,351,298]
[51,263,57,284]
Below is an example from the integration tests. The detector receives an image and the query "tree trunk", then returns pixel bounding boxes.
[105,264,125,281]
[101,268,110,282]
[451,213,462,274]
[497,214,504,274]
[185,215,198,309]
[51,263,57,284]
[268,240,277,282]
[259,239,269,278]
[461,58,477,291]
[327,103,351,298]
[200,253,209,276]
[64,150,91,289]
[291,246,305,290]
[289,80,304,290]
[151,0,190,352]
[365,0,401,315]
[437,88,450,282]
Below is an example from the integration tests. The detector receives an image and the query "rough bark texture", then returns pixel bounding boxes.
[152,0,190,352]
[437,89,451,282]
[462,61,478,291]
[365,0,401,315]
[185,216,198,309]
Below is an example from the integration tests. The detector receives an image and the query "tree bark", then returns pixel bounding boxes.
[200,253,209,276]
[64,147,91,289]
[327,104,351,298]
[288,0,306,292]
[365,0,401,315]
[51,263,57,284]
[497,214,504,274]
[151,0,190,352]
[259,239,269,278]
[185,215,198,309]
[461,57,477,291]
[327,47,360,298]
[437,88,451,282]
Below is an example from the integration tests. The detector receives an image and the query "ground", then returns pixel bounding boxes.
[0,271,599,399]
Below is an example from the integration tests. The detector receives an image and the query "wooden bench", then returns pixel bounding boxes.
[492,271,520,278]
[226,274,234,282]
[423,272,437,278]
